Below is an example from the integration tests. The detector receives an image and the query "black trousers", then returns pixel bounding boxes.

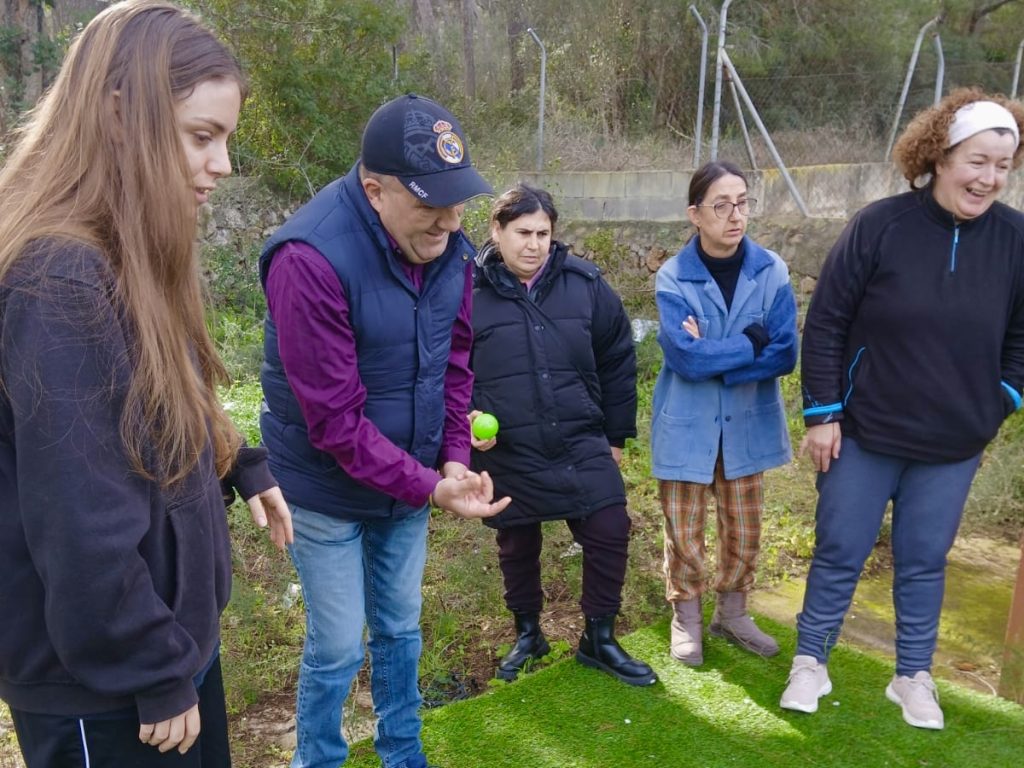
[496,503,631,618]
[10,657,231,768]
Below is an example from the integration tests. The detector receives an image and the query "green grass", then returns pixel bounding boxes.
[211,362,1024,763]
[215,377,305,716]
[204,283,1024,765]
[220,497,304,716]
[346,617,1024,768]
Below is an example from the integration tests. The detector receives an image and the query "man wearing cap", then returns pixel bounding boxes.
[259,94,508,768]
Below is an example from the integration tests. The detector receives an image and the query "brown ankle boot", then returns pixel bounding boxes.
[670,598,703,665]
[709,591,779,657]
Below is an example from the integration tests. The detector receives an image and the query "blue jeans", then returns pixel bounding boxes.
[288,504,430,768]
[796,436,981,675]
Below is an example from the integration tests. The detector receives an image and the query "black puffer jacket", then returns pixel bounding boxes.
[470,241,636,528]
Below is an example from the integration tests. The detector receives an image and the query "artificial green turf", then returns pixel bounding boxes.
[346,617,1024,767]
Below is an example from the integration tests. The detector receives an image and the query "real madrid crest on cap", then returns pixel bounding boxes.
[437,131,464,164]
[360,93,493,207]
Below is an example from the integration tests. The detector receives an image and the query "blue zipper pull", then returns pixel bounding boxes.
[950,225,960,273]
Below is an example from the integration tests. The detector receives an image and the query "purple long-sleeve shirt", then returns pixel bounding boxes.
[264,239,474,508]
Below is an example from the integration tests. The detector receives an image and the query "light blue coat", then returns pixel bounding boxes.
[651,236,797,482]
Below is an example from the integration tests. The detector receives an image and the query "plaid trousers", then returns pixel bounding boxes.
[660,456,764,603]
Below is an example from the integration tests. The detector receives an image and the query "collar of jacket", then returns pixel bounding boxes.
[342,163,394,254]
[918,182,991,231]
[476,240,579,298]
[674,235,772,283]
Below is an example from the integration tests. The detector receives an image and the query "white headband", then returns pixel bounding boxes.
[946,100,1020,149]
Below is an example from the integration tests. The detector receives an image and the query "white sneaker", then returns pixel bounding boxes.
[885,671,944,730]
[780,655,832,713]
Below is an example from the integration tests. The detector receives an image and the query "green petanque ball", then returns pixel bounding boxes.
[472,412,500,440]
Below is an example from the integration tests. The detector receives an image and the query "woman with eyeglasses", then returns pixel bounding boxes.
[651,160,798,667]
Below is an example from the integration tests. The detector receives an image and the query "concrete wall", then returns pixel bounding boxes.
[503,163,1024,221]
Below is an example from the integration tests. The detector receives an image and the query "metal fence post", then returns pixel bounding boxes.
[726,69,757,169]
[526,27,546,172]
[933,33,944,105]
[884,16,940,161]
[710,0,733,161]
[720,49,809,217]
[689,5,709,168]
[1012,38,1024,98]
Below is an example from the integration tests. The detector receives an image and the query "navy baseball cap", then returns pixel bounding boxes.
[360,94,493,207]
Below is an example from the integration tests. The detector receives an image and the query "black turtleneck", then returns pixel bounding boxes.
[695,238,769,355]
[697,238,744,310]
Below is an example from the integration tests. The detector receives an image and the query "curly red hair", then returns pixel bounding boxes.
[892,87,1024,188]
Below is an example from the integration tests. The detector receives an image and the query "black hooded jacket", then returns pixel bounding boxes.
[470,241,636,528]
[0,242,274,724]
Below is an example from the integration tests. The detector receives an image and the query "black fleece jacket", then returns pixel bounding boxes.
[801,187,1024,462]
[0,241,274,723]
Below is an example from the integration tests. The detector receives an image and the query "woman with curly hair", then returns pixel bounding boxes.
[780,88,1024,730]
[0,2,291,764]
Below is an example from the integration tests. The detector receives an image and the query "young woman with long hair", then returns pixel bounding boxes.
[0,2,291,764]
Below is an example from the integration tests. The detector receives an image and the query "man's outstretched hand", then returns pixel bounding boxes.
[433,470,511,519]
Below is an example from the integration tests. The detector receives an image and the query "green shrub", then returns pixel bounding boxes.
[203,242,266,382]
[189,0,406,196]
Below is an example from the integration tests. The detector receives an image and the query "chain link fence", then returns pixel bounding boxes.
[704,55,1021,216]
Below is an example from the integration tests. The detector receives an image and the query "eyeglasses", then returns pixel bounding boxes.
[694,198,757,218]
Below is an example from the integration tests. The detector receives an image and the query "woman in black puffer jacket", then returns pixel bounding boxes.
[470,184,656,687]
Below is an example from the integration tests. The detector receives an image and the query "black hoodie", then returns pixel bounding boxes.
[0,241,273,723]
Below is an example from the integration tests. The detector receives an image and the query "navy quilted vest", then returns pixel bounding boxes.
[259,165,473,519]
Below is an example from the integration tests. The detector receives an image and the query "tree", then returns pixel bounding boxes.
[1,0,47,125]
[940,0,1024,35]
[505,2,526,93]
[190,0,406,195]
[461,0,476,100]
[0,1,97,134]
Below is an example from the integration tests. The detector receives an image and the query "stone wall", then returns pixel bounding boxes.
[200,176,292,250]
[505,163,1024,221]
[207,164,968,310]
[550,217,845,316]
[201,174,849,271]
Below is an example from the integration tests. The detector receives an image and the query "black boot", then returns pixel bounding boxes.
[496,611,550,681]
[576,614,657,686]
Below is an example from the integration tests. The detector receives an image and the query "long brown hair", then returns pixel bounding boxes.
[0,0,245,483]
